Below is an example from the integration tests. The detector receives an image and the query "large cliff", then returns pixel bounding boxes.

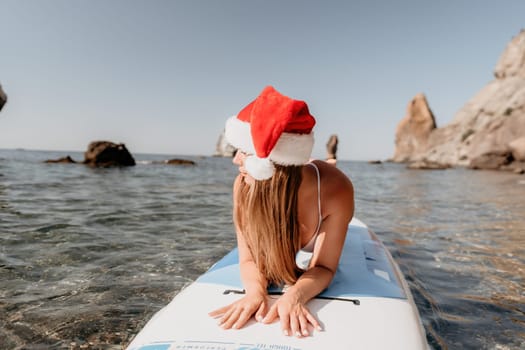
[393,30,525,170]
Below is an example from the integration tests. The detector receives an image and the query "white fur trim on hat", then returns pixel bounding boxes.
[224,115,256,154]
[244,155,275,180]
[269,131,315,165]
[224,115,315,166]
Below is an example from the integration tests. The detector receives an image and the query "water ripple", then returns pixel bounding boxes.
[0,151,523,349]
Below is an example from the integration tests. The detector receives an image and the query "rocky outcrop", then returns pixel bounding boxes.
[468,150,514,170]
[83,141,135,167]
[393,30,525,171]
[494,30,525,79]
[45,156,77,164]
[392,93,437,162]
[0,83,7,112]
[326,134,338,161]
[214,130,236,157]
[164,158,196,165]
[407,160,451,170]
[509,136,525,161]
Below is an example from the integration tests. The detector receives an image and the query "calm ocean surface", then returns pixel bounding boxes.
[0,149,523,350]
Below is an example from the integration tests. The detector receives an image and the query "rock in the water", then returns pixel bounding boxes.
[83,141,135,167]
[407,160,451,170]
[392,30,525,171]
[165,159,196,165]
[509,136,525,161]
[45,156,77,164]
[214,129,236,157]
[392,93,437,162]
[326,134,338,160]
[0,83,7,112]
[468,150,514,170]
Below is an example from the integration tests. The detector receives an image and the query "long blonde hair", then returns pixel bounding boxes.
[235,165,303,285]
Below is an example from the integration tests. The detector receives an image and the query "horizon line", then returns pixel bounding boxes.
[0,147,388,163]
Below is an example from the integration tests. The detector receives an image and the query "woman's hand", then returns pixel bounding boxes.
[262,288,321,337]
[209,291,268,330]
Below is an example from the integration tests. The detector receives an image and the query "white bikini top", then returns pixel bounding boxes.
[295,162,322,270]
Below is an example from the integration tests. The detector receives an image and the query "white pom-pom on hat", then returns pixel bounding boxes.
[244,155,275,181]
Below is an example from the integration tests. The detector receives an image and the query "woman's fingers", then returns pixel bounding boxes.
[212,297,320,335]
[208,304,230,318]
[255,300,268,322]
[288,310,310,337]
[217,305,235,327]
[220,306,242,329]
[262,303,278,324]
[305,310,322,331]
[233,307,255,329]
[277,304,317,337]
[289,312,300,337]
[279,312,291,336]
[298,313,309,336]
[210,293,268,329]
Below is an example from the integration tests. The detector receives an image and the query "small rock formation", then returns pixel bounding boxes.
[468,150,513,170]
[164,158,196,166]
[83,141,136,167]
[0,83,7,112]
[407,160,451,170]
[326,134,338,161]
[392,30,525,172]
[44,156,77,164]
[214,130,236,157]
[514,167,525,174]
[509,136,525,161]
[392,93,437,162]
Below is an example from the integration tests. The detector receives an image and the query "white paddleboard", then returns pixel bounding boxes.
[127,218,428,350]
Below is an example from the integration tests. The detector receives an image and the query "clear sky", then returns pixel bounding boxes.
[1,1,524,160]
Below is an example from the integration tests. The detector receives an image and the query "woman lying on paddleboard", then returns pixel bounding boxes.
[209,86,354,338]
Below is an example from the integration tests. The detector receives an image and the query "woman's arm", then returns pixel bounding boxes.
[209,175,269,329]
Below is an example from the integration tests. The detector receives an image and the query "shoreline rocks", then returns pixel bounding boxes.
[468,150,514,170]
[164,158,196,166]
[407,160,451,170]
[43,141,198,167]
[509,136,525,161]
[392,30,525,173]
[44,156,77,164]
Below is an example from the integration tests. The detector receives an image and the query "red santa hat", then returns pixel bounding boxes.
[225,86,316,180]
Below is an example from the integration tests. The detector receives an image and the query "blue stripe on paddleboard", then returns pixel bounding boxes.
[197,224,406,300]
[136,344,172,350]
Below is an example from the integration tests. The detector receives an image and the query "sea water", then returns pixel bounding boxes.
[0,149,523,349]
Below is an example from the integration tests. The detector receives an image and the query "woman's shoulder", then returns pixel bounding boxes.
[310,160,354,209]
[310,160,352,185]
